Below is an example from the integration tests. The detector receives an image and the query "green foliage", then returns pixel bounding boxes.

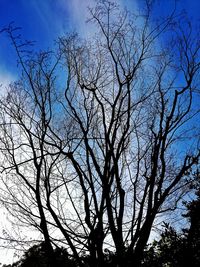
[183,172,200,266]
[4,243,77,267]
[142,173,200,267]
[4,243,123,267]
[142,224,186,267]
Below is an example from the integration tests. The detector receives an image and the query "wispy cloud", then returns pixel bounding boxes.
[60,0,97,37]
[0,67,16,95]
[61,0,138,38]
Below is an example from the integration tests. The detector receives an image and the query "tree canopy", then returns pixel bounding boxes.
[0,1,200,266]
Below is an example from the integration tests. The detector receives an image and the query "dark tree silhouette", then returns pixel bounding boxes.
[142,224,186,267]
[1,243,76,267]
[183,170,200,266]
[142,171,200,267]
[0,1,200,266]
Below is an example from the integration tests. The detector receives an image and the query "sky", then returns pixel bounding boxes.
[0,0,200,85]
[0,0,200,264]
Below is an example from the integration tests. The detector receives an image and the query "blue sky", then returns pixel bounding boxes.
[0,0,200,264]
[0,0,200,84]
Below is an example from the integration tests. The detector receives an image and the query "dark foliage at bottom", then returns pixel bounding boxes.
[2,229,199,267]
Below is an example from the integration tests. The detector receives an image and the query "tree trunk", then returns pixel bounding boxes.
[128,216,155,267]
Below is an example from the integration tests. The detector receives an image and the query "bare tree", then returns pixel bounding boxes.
[0,1,200,266]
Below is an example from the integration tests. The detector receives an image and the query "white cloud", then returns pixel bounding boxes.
[0,209,18,265]
[60,0,97,37]
[0,68,16,96]
[61,0,138,38]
